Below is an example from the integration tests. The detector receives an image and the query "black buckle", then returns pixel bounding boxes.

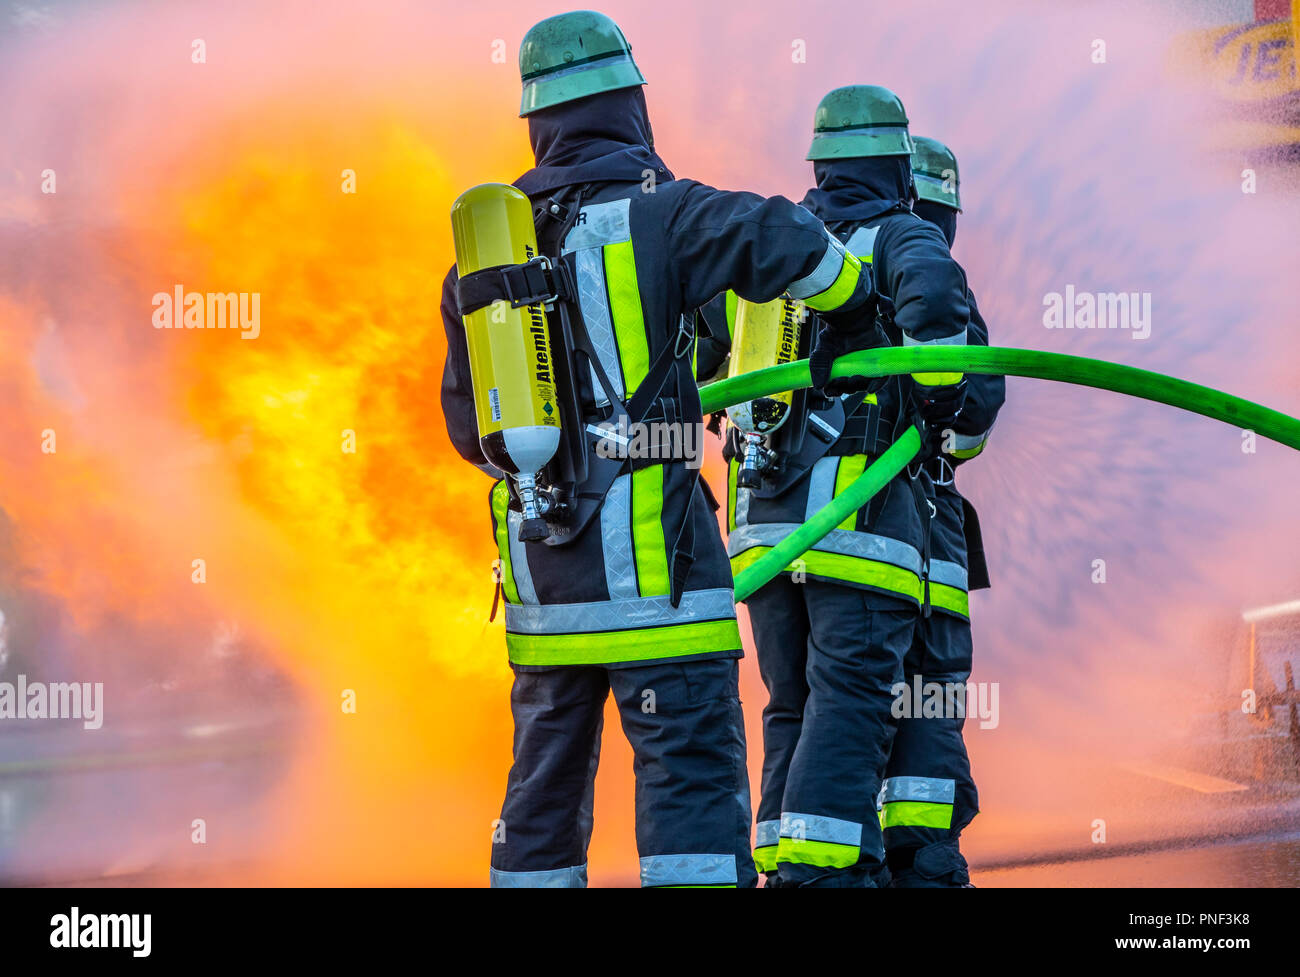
[673,314,694,359]
[501,256,559,308]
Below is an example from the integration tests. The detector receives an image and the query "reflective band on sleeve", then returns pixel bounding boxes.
[489,864,588,888]
[801,252,862,313]
[491,480,521,605]
[786,234,846,299]
[833,455,867,531]
[777,812,862,869]
[632,465,670,597]
[640,853,737,888]
[913,372,965,385]
[879,801,954,830]
[905,330,967,386]
[903,330,968,347]
[949,427,992,460]
[505,588,736,635]
[725,290,738,341]
[506,616,742,667]
[603,238,650,395]
[881,777,956,804]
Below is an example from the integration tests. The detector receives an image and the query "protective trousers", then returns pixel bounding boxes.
[881,608,978,887]
[748,576,916,887]
[488,658,757,888]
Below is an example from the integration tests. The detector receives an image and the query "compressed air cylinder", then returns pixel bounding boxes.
[451,183,561,541]
[726,296,804,487]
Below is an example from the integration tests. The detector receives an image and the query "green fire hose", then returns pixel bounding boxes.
[701,345,1300,602]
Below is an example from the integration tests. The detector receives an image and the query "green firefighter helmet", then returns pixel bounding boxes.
[518,10,646,117]
[911,136,961,211]
[806,84,915,161]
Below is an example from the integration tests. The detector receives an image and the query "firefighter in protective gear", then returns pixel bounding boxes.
[709,85,971,886]
[440,11,878,888]
[879,137,1004,887]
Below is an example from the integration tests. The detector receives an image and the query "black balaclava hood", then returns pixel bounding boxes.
[515,86,673,198]
[913,198,958,248]
[799,154,915,226]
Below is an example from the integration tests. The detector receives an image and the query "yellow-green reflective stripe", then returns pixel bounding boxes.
[491,481,521,604]
[604,239,649,394]
[929,581,969,618]
[802,252,861,312]
[632,465,670,597]
[912,371,965,385]
[506,617,741,667]
[727,459,739,533]
[776,837,860,869]
[725,290,738,341]
[880,800,954,830]
[730,546,922,603]
[833,455,867,531]
[754,845,779,874]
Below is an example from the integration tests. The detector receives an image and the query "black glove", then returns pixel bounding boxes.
[912,378,968,455]
[808,321,889,397]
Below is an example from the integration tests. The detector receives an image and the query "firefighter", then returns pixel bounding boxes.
[719,85,970,886]
[440,12,879,888]
[878,136,1004,887]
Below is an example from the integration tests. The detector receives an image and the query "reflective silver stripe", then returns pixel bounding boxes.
[780,812,862,847]
[755,819,781,849]
[928,559,968,592]
[505,509,539,604]
[490,864,588,888]
[601,474,639,600]
[804,456,839,520]
[952,431,989,450]
[844,225,879,262]
[640,853,737,887]
[785,232,848,300]
[504,587,736,635]
[729,522,923,576]
[881,776,956,805]
[902,328,967,346]
[524,51,638,86]
[571,247,623,403]
[734,484,751,527]
[563,197,632,251]
[952,420,995,453]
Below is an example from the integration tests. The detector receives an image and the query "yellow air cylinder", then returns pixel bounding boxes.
[451,183,561,541]
[726,296,804,487]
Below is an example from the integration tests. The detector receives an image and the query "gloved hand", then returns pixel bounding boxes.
[912,378,968,455]
[808,321,889,397]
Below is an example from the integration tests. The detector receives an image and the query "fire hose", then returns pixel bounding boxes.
[699,346,1300,602]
